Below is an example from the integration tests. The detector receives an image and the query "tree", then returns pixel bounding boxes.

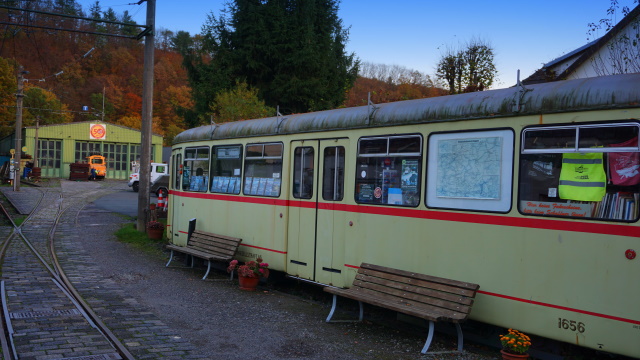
[212,81,274,123]
[436,39,497,94]
[178,0,359,127]
[587,1,640,76]
[23,86,74,126]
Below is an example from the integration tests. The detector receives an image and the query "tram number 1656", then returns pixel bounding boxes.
[558,318,586,333]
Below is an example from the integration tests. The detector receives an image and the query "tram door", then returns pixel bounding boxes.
[287,139,347,286]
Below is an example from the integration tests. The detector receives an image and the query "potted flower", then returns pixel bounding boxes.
[499,329,531,359]
[227,257,269,291]
[146,220,165,240]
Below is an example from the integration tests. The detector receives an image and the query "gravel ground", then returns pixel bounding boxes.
[68,181,500,360]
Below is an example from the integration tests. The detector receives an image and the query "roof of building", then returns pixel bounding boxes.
[523,4,640,84]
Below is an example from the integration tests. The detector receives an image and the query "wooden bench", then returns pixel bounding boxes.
[165,230,242,280]
[324,263,479,354]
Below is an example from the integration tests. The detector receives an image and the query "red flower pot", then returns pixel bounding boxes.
[238,274,259,291]
[501,350,529,360]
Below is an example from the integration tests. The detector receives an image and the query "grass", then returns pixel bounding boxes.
[114,219,168,254]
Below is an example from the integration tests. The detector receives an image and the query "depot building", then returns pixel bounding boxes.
[0,121,164,180]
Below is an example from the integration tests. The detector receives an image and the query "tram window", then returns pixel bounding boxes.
[173,153,181,190]
[519,122,640,221]
[293,147,314,199]
[323,147,345,201]
[355,135,421,207]
[426,129,514,212]
[182,147,210,192]
[211,145,243,194]
[244,142,283,197]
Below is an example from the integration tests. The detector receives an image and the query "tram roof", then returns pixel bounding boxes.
[173,73,640,144]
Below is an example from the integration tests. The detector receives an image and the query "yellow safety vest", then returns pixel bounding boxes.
[559,152,606,202]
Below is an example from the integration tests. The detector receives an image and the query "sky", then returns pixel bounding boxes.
[77,0,637,89]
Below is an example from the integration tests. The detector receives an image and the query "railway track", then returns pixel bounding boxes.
[0,183,135,360]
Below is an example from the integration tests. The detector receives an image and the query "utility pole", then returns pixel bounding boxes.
[13,66,27,192]
[34,116,39,168]
[137,0,155,232]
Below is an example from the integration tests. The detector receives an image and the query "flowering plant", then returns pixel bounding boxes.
[499,329,531,354]
[227,257,269,278]
[147,221,165,230]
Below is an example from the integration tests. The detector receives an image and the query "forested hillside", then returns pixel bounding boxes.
[0,1,443,145]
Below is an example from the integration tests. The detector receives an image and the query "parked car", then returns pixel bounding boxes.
[128,162,168,194]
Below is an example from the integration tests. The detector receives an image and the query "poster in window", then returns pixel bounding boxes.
[401,160,419,192]
[221,177,231,192]
[359,183,374,202]
[265,178,274,196]
[272,178,281,196]
[245,177,253,194]
[257,178,267,195]
[251,178,261,195]
[211,176,220,192]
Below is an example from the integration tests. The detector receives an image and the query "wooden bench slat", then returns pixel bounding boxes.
[352,280,473,314]
[361,263,479,292]
[356,270,477,302]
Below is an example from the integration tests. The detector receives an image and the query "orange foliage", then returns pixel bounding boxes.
[344,77,446,107]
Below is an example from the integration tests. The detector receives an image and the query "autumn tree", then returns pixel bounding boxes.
[23,85,74,126]
[179,0,359,127]
[436,39,497,94]
[212,81,274,123]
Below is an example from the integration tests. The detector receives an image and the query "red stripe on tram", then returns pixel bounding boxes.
[478,290,640,325]
[171,191,639,237]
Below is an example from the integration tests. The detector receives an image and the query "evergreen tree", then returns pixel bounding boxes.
[179,0,358,126]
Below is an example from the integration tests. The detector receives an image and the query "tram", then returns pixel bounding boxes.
[168,73,640,358]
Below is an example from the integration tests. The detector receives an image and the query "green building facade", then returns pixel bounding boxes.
[0,121,163,180]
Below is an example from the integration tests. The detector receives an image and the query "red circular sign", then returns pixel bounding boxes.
[90,124,106,139]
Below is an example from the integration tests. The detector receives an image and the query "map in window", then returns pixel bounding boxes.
[436,137,502,199]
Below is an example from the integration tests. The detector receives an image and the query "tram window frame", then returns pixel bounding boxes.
[426,129,514,213]
[323,146,345,201]
[182,146,210,192]
[173,152,182,190]
[243,142,283,197]
[519,122,640,222]
[292,147,315,199]
[211,145,243,195]
[354,134,422,207]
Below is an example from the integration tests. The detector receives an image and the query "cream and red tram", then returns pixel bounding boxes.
[168,74,640,357]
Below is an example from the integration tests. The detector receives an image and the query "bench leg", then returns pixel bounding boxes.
[165,250,174,267]
[455,322,463,352]
[201,260,211,280]
[421,321,436,354]
[326,295,364,323]
[420,322,464,354]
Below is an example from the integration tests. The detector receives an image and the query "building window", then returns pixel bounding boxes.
[211,145,243,194]
[182,147,210,192]
[75,141,102,163]
[243,143,283,197]
[37,139,61,169]
[355,135,422,207]
[519,122,640,221]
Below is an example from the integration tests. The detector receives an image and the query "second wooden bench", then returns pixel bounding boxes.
[324,263,480,354]
[165,230,242,280]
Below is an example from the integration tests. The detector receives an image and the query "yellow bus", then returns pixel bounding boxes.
[168,73,640,358]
